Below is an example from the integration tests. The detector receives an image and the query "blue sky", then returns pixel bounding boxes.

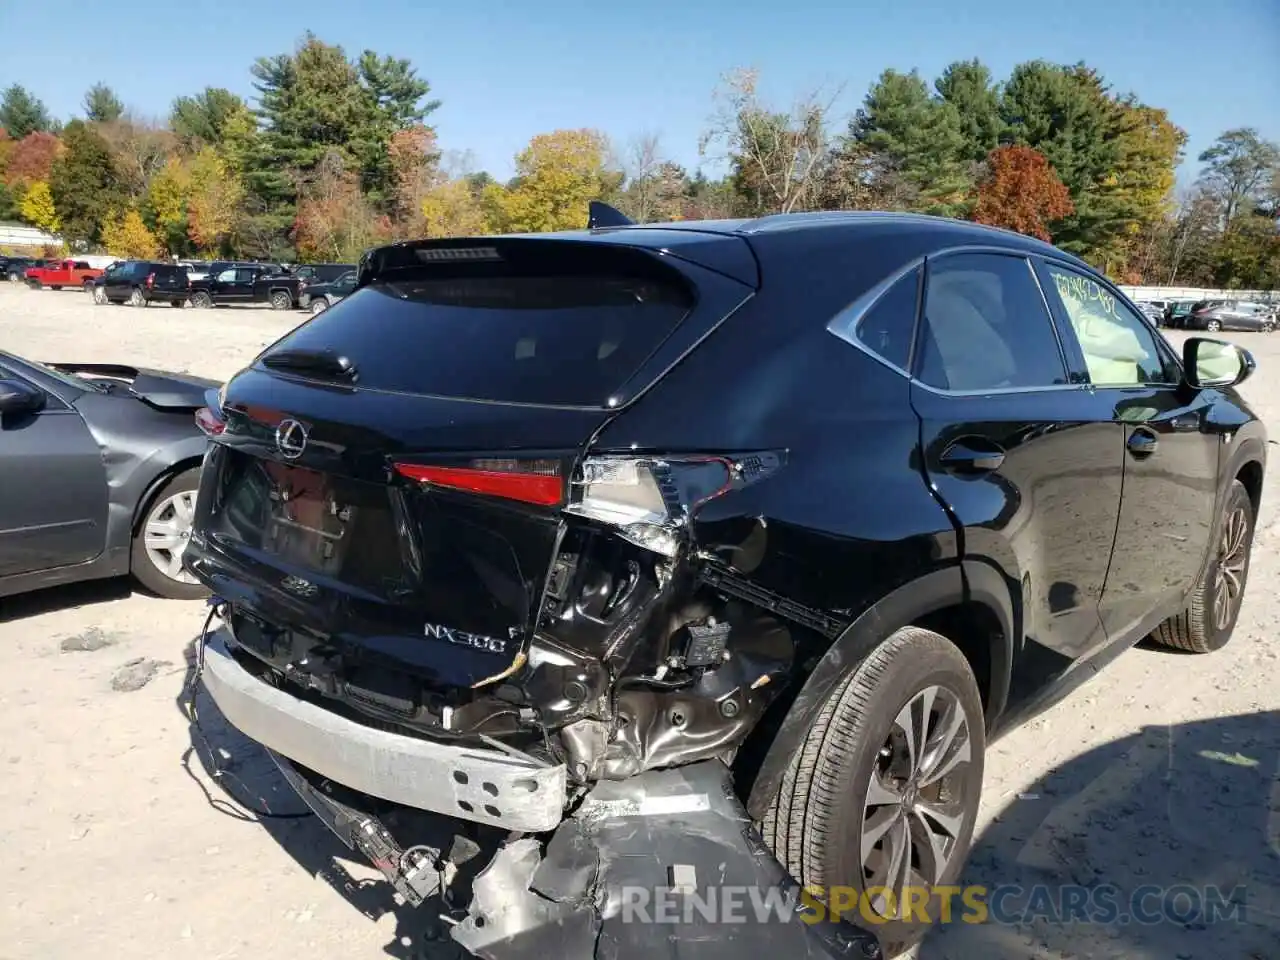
[1,0,1277,185]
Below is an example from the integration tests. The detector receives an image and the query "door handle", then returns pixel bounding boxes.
[1127,429,1158,458]
[939,439,1006,474]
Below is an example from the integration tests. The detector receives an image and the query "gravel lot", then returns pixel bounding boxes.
[1,282,1277,960]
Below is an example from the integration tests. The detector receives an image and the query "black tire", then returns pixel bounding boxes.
[269,289,293,310]
[129,287,146,307]
[28,279,41,289]
[1206,319,1222,332]
[130,467,209,601]
[190,291,212,308]
[50,284,62,290]
[1150,479,1254,653]
[762,626,985,954]
[82,280,94,294]
[169,298,185,308]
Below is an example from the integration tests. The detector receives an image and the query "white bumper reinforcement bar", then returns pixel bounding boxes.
[200,629,569,833]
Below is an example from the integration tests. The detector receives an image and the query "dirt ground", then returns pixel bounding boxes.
[0,282,1277,960]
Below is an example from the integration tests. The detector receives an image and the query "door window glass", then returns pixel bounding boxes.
[916,254,1067,391]
[1041,263,1175,386]
[216,269,238,282]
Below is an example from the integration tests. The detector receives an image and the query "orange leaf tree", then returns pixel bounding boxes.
[971,145,1074,241]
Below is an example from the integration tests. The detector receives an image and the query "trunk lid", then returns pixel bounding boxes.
[189,234,755,691]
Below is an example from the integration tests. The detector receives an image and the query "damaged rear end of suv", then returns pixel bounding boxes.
[184,217,983,959]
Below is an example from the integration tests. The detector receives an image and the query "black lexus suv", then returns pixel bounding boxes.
[187,211,1265,959]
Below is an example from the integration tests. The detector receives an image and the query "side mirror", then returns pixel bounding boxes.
[1183,338,1254,389]
[0,378,46,416]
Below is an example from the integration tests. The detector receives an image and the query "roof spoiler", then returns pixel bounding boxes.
[588,201,633,229]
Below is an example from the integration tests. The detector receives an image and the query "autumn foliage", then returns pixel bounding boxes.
[972,145,1074,241]
[3,131,63,187]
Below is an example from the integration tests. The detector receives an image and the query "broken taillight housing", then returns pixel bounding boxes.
[566,454,783,558]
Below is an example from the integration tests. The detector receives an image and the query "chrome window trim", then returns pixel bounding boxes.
[824,243,1146,399]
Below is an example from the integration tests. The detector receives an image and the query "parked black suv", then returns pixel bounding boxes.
[187,212,1265,958]
[3,256,42,282]
[291,261,355,284]
[92,260,190,306]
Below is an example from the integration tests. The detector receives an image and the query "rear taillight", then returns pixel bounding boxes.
[394,459,564,506]
[146,272,155,288]
[195,385,227,436]
[195,406,225,436]
[566,454,784,557]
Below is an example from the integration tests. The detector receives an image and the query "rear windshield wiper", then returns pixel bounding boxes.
[261,348,358,382]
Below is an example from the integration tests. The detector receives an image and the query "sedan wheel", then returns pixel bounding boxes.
[310,298,329,315]
[1206,319,1222,332]
[130,468,209,600]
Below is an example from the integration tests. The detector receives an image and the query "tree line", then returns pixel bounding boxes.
[0,36,1276,288]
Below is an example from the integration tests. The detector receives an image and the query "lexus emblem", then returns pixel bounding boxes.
[275,418,309,460]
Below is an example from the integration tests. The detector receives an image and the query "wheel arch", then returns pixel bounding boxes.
[742,561,1015,819]
[129,451,206,539]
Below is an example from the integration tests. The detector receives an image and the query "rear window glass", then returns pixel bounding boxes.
[263,262,693,407]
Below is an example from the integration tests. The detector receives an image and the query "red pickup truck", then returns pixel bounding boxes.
[25,259,105,291]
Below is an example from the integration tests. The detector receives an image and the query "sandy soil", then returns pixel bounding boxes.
[0,282,1277,960]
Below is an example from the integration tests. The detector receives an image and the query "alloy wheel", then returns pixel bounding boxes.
[1213,505,1249,631]
[860,684,975,919]
[143,490,199,585]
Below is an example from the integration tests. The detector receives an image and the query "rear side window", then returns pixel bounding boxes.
[265,247,694,407]
[916,253,1067,391]
[855,267,920,371]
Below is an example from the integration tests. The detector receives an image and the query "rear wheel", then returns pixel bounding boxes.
[270,290,293,310]
[763,626,985,955]
[131,468,209,600]
[190,291,212,308]
[1206,319,1222,332]
[82,280,94,294]
[1150,479,1254,653]
[129,287,145,307]
[310,298,329,315]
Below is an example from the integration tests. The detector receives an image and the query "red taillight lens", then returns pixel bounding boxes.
[146,272,155,287]
[195,406,225,436]
[394,459,563,506]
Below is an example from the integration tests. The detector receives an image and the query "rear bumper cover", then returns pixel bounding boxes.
[200,629,568,832]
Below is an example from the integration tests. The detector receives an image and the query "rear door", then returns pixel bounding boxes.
[1035,259,1218,638]
[909,251,1127,704]
[0,363,107,578]
[191,237,748,688]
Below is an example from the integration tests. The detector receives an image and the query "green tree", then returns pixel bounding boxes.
[1000,62,1130,258]
[48,120,124,245]
[1197,127,1280,226]
[356,51,438,200]
[0,85,52,139]
[83,83,124,123]
[935,59,1004,164]
[170,88,253,147]
[844,68,971,215]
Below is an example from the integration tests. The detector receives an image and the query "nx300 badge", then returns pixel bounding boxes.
[424,623,511,655]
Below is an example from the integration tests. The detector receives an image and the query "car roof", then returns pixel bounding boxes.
[538,210,1094,271]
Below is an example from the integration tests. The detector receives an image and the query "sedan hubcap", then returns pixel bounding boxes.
[861,685,974,919]
[144,490,198,584]
[1213,506,1249,631]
